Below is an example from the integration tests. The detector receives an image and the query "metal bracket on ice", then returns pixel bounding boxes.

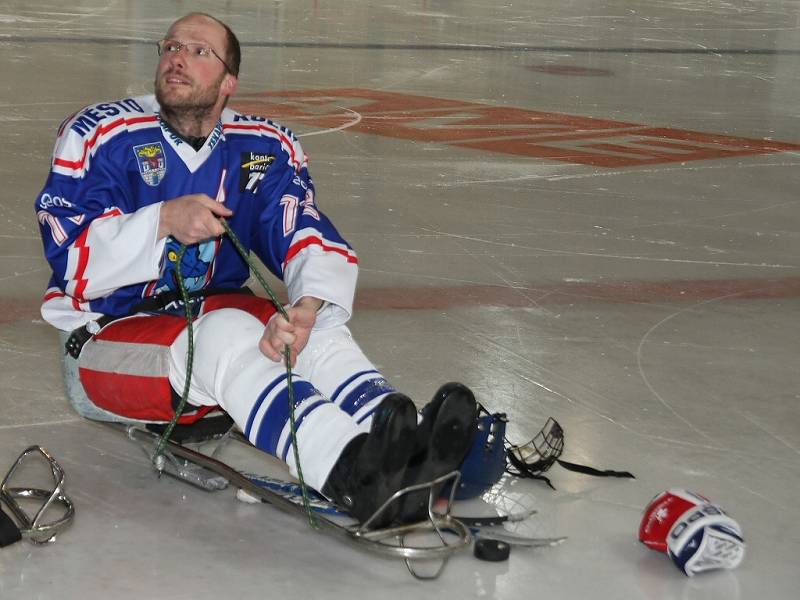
[0,445,75,545]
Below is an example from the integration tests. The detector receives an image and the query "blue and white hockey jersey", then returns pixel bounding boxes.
[36,95,358,332]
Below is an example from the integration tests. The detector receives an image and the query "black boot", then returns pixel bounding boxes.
[321,393,417,528]
[397,382,478,523]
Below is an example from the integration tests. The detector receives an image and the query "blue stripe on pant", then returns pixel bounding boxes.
[247,377,324,459]
[332,370,396,417]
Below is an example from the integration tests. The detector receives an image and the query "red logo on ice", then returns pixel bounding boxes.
[232,88,800,168]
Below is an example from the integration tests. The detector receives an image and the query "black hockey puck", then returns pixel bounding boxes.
[474,538,510,562]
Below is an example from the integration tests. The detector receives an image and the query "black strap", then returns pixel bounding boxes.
[506,449,634,491]
[145,413,235,444]
[0,505,21,547]
[64,287,255,358]
[505,451,558,490]
[132,286,253,313]
[64,314,118,358]
[555,459,635,479]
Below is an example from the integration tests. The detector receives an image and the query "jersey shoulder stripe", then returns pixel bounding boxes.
[222,110,307,172]
[52,96,160,178]
[284,228,358,269]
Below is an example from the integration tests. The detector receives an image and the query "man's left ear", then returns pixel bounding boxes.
[223,74,238,97]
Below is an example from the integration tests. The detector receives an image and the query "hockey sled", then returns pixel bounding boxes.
[117,421,564,572]
[59,333,472,578]
[121,420,478,577]
[59,332,563,579]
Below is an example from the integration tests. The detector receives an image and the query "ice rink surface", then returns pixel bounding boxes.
[1,1,798,597]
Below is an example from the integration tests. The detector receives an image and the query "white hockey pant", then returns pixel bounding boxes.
[168,308,396,490]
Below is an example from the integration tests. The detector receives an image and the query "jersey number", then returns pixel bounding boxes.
[38,211,67,246]
[280,190,320,236]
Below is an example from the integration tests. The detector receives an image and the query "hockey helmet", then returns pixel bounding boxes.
[450,410,508,499]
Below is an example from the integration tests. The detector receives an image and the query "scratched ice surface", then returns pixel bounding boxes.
[0,1,798,598]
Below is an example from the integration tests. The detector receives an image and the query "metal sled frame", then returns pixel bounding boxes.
[114,422,472,580]
[1,445,75,544]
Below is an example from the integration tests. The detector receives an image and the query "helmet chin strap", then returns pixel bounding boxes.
[505,414,635,490]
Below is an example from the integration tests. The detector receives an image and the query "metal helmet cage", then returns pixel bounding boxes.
[505,417,565,478]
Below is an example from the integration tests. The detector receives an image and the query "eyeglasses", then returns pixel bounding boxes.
[157,39,232,74]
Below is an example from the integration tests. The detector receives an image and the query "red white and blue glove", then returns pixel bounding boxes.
[639,489,745,576]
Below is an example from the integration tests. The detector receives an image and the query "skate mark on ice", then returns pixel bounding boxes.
[422,228,798,269]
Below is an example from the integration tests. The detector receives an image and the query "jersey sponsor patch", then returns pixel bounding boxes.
[133,142,167,186]
[239,151,274,192]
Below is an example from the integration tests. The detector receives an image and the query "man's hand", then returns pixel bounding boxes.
[158,194,233,244]
[259,296,323,367]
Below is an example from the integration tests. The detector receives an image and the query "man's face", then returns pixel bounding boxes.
[154,16,233,114]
